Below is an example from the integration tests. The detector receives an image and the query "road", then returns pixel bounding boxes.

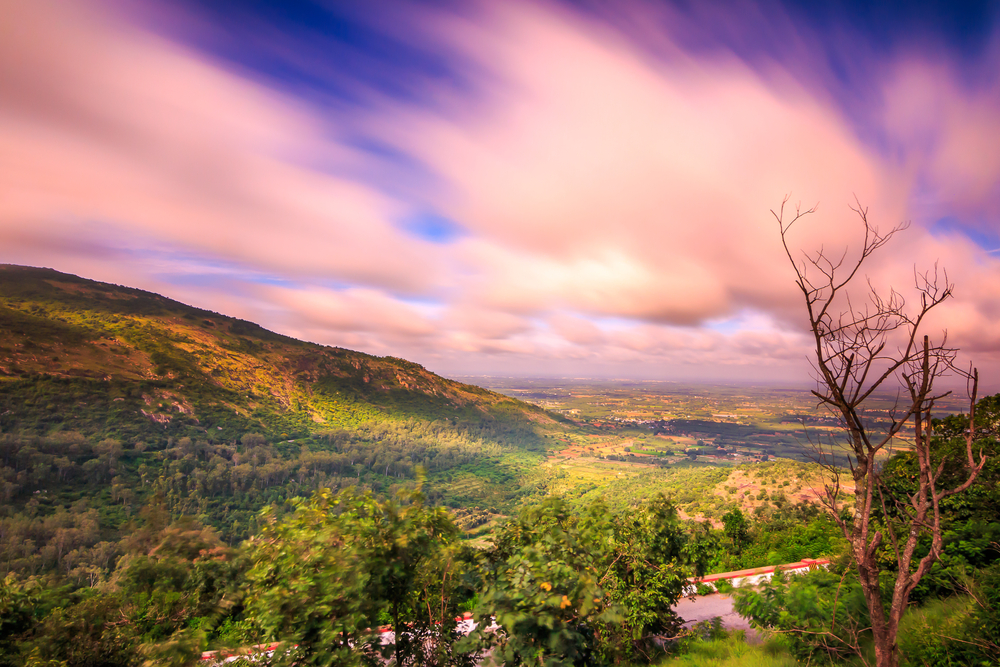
[673,593,757,638]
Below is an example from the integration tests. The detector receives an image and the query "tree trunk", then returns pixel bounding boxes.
[393,598,401,666]
[857,553,896,667]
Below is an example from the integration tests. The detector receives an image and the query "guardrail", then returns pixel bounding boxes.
[684,557,830,595]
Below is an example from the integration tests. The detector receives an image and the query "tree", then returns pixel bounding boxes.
[721,508,750,554]
[467,495,701,666]
[775,197,987,667]
[246,485,474,666]
[734,567,871,662]
[469,498,616,667]
[246,489,373,666]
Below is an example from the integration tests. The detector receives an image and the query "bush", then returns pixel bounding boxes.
[467,495,701,666]
[733,568,869,663]
[897,595,977,666]
[246,487,475,667]
[714,579,734,595]
[895,564,1000,666]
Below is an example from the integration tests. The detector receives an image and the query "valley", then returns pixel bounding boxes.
[1,265,996,667]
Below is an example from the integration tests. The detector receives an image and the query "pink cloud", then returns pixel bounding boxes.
[0,0,444,293]
[258,285,439,339]
[2,0,1000,385]
[548,313,606,346]
[373,1,909,325]
[883,58,1000,220]
[441,306,533,340]
[366,1,1000,382]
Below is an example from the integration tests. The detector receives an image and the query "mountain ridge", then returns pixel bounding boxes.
[0,264,554,441]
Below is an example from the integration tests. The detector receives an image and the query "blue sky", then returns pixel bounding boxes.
[2,0,1000,385]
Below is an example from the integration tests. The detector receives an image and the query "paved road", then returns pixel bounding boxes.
[673,593,757,637]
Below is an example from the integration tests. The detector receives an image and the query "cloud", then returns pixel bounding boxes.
[372,1,909,326]
[259,285,440,339]
[883,57,1000,221]
[363,1,1000,381]
[0,0,444,294]
[2,0,1000,384]
[548,313,606,346]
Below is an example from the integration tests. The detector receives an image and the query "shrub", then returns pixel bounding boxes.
[897,595,977,666]
[896,565,1000,666]
[661,630,798,667]
[468,495,700,666]
[733,568,869,663]
[714,579,734,595]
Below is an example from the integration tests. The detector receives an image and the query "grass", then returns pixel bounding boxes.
[896,594,978,666]
[657,633,799,667]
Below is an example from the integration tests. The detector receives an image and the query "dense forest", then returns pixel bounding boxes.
[0,265,559,543]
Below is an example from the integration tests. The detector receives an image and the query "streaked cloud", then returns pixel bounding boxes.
[2,0,999,386]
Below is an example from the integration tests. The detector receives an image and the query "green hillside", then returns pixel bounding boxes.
[0,265,554,440]
[0,265,564,543]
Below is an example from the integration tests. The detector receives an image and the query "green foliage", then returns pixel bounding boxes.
[0,265,550,460]
[0,574,45,666]
[2,502,244,667]
[0,419,544,554]
[468,497,617,666]
[873,394,1000,604]
[715,503,843,573]
[896,595,978,666]
[895,564,1000,666]
[657,631,799,667]
[694,583,715,596]
[733,567,870,663]
[468,495,700,666]
[721,509,750,554]
[5,266,1000,665]
[713,579,734,595]
[246,489,372,666]
[22,588,142,667]
[603,496,703,663]
[963,564,1000,663]
[246,485,477,666]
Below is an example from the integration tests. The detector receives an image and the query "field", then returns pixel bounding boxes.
[468,376,971,461]
[432,377,976,525]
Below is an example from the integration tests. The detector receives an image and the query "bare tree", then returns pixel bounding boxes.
[775,196,987,667]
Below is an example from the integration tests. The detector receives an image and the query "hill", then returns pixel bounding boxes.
[0,264,553,440]
[0,265,854,549]
[0,265,562,541]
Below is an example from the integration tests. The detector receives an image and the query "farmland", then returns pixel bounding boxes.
[471,376,971,464]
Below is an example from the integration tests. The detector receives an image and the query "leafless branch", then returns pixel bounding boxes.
[777,196,986,667]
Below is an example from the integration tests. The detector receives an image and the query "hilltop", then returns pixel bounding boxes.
[0,264,553,442]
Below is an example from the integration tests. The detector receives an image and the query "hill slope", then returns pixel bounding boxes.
[0,264,553,442]
[0,265,565,539]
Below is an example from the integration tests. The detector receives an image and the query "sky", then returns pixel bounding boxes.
[2,0,1000,388]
